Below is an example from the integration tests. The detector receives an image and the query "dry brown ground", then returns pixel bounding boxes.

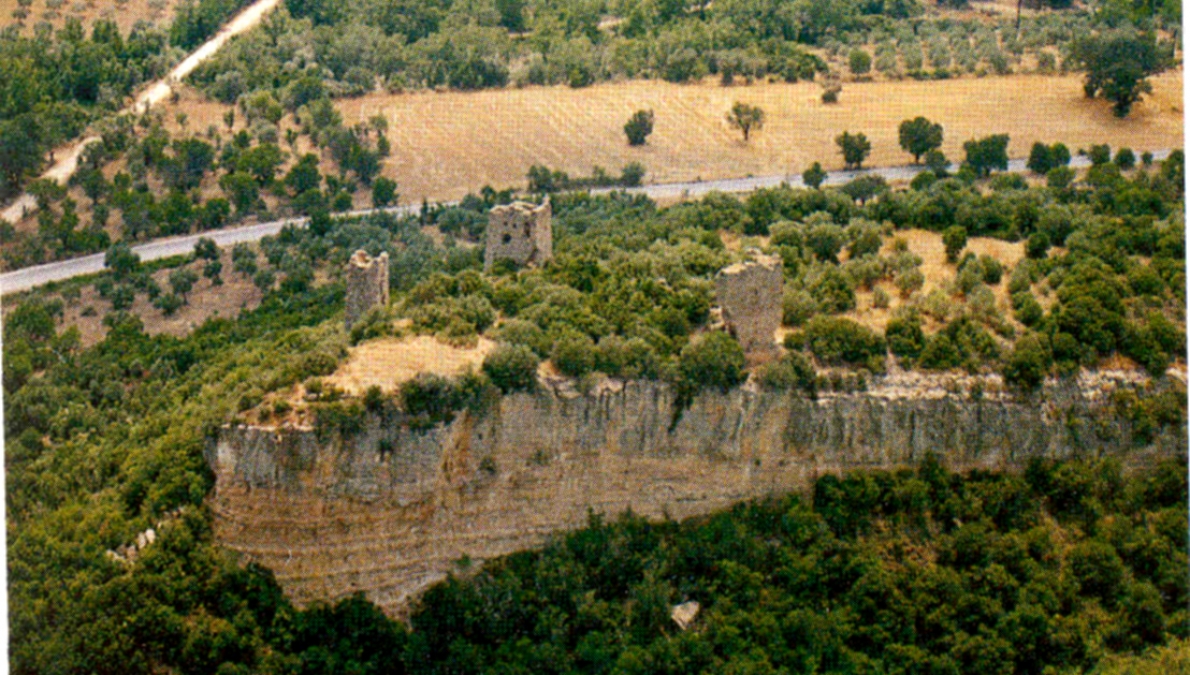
[841,229,1025,334]
[326,334,496,395]
[1,0,179,36]
[337,70,1183,204]
[52,248,262,347]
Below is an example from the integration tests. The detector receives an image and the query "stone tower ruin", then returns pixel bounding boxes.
[714,251,783,353]
[484,198,552,271]
[345,250,390,329]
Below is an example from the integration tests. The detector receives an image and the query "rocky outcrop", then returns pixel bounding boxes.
[207,371,1182,614]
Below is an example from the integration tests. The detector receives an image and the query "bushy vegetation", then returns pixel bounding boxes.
[4,129,1186,674]
[401,455,1188,674]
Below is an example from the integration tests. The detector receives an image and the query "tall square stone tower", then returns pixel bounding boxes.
[714,251,783,353]
[345,250,390,330]
[484,198,552,271]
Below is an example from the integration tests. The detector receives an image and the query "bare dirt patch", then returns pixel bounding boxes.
[53,248,262,347]
[326,334,496,395]
[338,70,1183,204]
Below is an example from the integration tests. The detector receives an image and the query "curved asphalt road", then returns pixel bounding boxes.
[0,149,1171,295]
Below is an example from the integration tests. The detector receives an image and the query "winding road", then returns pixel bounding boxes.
[0,150,1171,295]
[0,0,284,224]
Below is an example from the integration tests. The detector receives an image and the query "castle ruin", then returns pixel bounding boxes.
[345,250,390,329]
[714,251,783,353]
[484,199,552,271]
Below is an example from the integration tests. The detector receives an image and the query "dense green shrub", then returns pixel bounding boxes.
[1002,332,1053,390]
[551,331,596,377]
[885,312,926,360]
[918,315,999,371]
[757,350,817,396]
[798,315,887,370]
[677,332,745,396]
[483,344,539,393]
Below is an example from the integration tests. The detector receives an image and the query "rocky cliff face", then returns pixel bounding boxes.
[207,371,1182,614]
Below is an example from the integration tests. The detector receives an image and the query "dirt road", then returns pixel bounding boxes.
[0,0,282,224]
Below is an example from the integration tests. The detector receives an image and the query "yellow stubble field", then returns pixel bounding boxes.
[337,70,1183,204]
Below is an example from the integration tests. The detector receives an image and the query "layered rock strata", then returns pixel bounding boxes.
[208,371,1182,614]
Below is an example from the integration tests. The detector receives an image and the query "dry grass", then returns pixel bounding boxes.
[843,229,1024,333]
[326,334,496,395]
[338,70,1183,204]
[1,0,179,36]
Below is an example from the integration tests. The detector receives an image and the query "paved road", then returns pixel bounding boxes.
[0,150,1172,295]
[0,0,283,224]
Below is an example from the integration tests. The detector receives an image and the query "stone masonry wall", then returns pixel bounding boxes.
[207,370,1182,615]
[715,252,783,353]
[484,199,552,271]
[345,250,390,329]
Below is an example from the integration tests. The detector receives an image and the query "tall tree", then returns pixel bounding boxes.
[1069,31,1165,118]
[898,117,943,163]
[836,131,871,170]
[726,102,765,141]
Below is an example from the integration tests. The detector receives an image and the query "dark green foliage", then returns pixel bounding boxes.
[1069,31,1166,117]
[798,315,887,369]
[483,344,539,393]
[918,315,999,371]
[1026,231,1051,259]
[552,331,596,377]
[193,237,219,261]
[1089,143,1113,166]
[1002,332,1053,390]
[397,457,1187,674]
[802,161,827,189]
[942,225,967,262]
[757,349,817,395]
[624,109,655,146]
[1115,147,1136,170]
[170,0,253,49]
[885,312,926,360]
[1012,291,1044,326]
[677,332,745,396]
[962,134,1010,177]
[399,372,494,429]
[105,242,141,278]
[898,116,943,163]
[836,131,872,169]
[726,101,765,141]
[841,174,888,204]
[372,176,398,208]
[805,265,856,314]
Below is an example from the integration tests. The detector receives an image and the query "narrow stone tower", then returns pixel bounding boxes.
[714,251,783,353]
[345,250,389,330]
[484,198,552,271]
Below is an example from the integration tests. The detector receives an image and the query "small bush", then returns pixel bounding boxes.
[483,344,539,393]
[942,226,967,263]
[551,332,596,377]
[758,351,817,396]
[678,332,746,396]
[799,316,887,369]
[885,313,926,360]
[1012,291,1044,327]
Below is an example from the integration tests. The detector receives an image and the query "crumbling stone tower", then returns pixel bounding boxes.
[345,250,389,329]
[484,198,552,271]
[714,251,783,353]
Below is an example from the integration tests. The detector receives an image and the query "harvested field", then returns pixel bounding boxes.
[327,334,496,395]
[339,70,1183,204]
